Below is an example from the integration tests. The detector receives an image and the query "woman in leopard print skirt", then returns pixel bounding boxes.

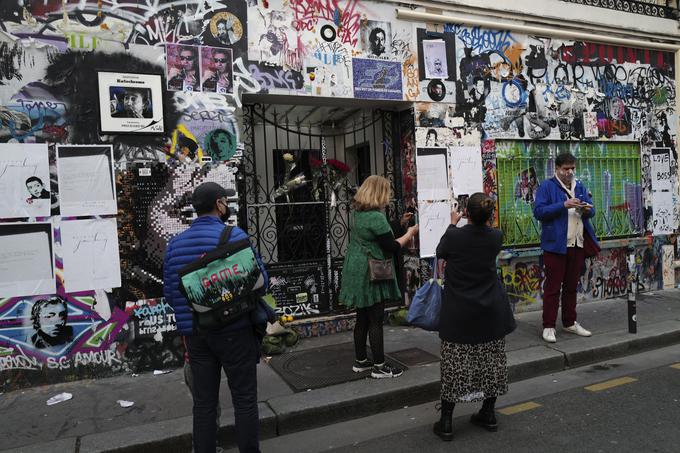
[433,192,516,441]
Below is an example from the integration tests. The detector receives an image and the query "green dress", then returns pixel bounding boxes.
[339,210,401,308]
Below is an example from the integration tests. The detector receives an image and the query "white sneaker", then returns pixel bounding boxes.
[564,322,592,337]
[542,328,556,343]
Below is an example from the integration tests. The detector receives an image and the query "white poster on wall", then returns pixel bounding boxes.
[60,218,121,292]
[417,200,451,258]
[448,145,484,196]
[422,40,448,79]
[57,145,117,216]
[652,190,675,235]
[651,148,672,192]
[0,222,55,297]
[416,148,450,201]
[0,143,51,219]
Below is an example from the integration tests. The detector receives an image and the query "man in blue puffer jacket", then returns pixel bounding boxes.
[163,182,268,453]
[533,152,599,344]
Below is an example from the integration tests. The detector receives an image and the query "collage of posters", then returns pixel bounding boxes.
[0,144,121,298]
[166,43,234,94]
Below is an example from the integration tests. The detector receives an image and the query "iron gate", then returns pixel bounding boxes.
[239,103,404,318]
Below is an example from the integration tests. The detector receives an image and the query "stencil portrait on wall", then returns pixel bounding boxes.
[362,20,391,58]
[97,72,165,135]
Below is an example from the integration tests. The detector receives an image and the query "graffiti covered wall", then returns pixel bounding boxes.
[0,1,246,391]
[413,22,678,309]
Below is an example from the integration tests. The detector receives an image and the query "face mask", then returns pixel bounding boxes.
[219,202,230,223]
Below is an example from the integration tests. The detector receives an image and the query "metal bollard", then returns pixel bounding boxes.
[626,246,637,334]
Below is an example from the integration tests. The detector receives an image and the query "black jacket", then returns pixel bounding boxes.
[436,224,516,344]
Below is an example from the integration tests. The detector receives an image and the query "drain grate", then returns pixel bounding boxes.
[386,348,439,367]
[268,342,406,392]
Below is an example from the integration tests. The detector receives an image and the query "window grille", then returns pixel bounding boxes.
[496,141,643,247]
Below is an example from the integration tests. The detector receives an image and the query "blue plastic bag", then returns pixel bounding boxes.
[407,260,442,331]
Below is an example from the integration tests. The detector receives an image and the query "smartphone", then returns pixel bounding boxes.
[406,206,417,226]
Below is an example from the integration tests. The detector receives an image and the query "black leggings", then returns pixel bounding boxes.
[354,302,385,364]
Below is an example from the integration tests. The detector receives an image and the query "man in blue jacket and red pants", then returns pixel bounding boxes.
[533,152,599,343]
[163,182,268,453]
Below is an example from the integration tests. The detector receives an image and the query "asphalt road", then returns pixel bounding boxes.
[233,343,680,453]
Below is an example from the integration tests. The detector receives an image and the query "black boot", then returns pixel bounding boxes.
[433,399,454,441]
[470,397,498,432]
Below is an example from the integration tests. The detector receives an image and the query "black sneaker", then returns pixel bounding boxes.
[371,362,403,379]
[352,359,374,373]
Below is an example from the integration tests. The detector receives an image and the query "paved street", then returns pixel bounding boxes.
[238,344,680,453]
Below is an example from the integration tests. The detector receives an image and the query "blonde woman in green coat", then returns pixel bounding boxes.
[340,175,419,378]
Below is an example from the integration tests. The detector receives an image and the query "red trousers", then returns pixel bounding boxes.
[542,247,585,328]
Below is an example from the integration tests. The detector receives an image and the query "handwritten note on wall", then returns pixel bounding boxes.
[651,148,672,192]
[650,148,676,235]
[416,148,450,201]
[60,218,122,292]
[448,146,483,196]
[57,145,117,216]
[417,200,451,258]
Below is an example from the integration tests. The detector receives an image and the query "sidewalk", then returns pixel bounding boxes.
[1,289,679,453]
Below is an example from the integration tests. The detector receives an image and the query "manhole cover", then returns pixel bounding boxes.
[268,342,406,392]
[386,348,439,367]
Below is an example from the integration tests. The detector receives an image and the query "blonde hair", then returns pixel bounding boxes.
[353,175,391,211]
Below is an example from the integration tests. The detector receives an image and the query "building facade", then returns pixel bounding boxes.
[0,0,678,390]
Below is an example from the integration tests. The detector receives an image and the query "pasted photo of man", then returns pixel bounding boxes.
[424,128,439,147]
[362,21,391,58]
[30,296,73,349]
[423,40,448,79]
[201,47,233,94]
[109,87,153,118]
[25,176,50,201]
[167,44,200,92]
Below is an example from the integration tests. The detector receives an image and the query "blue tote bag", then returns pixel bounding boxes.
[407,260,442,331]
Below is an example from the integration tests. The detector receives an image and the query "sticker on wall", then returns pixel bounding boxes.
[56,145,117,217]
[209,11,244,46]
[426,79,446,102]
[0,143,51,219]
[0,222,55,298]
[352,58,402,100]
[97,71,165,135]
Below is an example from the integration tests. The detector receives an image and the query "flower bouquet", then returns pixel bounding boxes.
[326,158,351,207]
[272,152,308,203]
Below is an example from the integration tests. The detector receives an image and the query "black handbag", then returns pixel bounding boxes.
[351,213,394,282]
